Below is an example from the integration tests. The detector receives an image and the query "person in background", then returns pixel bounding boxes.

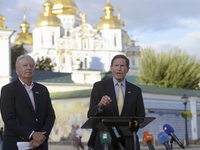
[70,125,76,150]
[75,125,84,150]
[0,54,55,150]
[0,127,3,150]
[87,54,145,150]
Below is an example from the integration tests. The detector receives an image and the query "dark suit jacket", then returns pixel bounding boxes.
[87,78,145,150]
[88,78,145,118]
[0,78,55,150]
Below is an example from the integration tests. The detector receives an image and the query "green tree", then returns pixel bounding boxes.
[35,56,56,71]
[11,44,27,69]
[137,47,200,89]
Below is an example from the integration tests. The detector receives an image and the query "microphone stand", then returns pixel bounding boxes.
[104,143,109,150]
[170,138,173,150]
[132,131,137,150]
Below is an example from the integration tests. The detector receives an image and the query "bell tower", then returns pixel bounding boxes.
[0,2,16,89]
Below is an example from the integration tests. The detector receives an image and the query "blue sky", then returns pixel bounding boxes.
[1,0,200,58]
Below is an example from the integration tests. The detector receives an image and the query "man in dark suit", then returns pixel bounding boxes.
[87,54,145,149]
[1,54,55,150]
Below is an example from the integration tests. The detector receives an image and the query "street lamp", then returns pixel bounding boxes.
[181,94,189,146]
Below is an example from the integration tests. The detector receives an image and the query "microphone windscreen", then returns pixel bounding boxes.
[129,119,139,132]
[108,126,125,149]
[100,132,111,146]
[143,131,153,145]
[87,127,98,147]
[158,131,170,145]
[163,124,174,135]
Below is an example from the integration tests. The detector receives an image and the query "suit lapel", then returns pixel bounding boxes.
[106,79,118,114]
[121,81,132,116]
[15,79,34,109]
[32,84,39,112]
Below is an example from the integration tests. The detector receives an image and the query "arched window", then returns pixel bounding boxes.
[101,41,104,49]
[84,38,87,48]
[41,33,43,45]
[67,30,70,37]
[132,57,135,66]
[62,55,66,63]
[52,33,55,45]
[84,57,87,68]
[114,34,117,47]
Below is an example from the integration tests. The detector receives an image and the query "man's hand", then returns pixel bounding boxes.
[29,139,40,149]
[32,131,46,145]
[98,95,112,109]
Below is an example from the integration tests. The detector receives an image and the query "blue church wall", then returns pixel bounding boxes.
[138,112,192,140]
[144,98,190,111]
[137,97,193,140]
[197,101,200,110]
[197,101,200,139]
[197,115,200,138]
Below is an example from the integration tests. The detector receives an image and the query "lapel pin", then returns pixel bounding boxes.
[128,91,131,94]
[35,92,39,94]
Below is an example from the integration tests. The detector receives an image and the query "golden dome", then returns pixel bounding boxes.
[14,8,33,45]
[52,0,78,16]
[97,0,123,30]
[0,13,6,28]
[14,32,33,45]
[35,0,62,27]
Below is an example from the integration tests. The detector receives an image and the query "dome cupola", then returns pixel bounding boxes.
[35,0,62,27]
[97,0,123,30]
[14,8,33,45]
[52,0,78,16]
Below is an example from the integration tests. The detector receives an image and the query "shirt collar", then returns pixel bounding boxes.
[18,77,34,88]
[113,77,126,87]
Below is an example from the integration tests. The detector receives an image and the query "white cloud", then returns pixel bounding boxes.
[177,32,200,55]
[178,19,200,28]
[140,32,200,58]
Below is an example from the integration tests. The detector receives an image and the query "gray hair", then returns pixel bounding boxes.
[15,54,35,67]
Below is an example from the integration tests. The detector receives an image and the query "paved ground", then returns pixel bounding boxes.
[49,144,200,150]
[49,144,74,150]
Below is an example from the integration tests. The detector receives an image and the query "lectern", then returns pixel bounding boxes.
[81,117,155,150]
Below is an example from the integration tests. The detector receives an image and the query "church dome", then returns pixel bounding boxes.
[0,13,6,28]
[35,0,62,27]
[52,0,78,16]
[97,0,123,30]
[14,9,33,45]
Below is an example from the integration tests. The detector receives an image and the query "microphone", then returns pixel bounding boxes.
[87,127,98,150]
[107,126,125,150]
[163,124,185,149]
[143,131,155,150]
[158,131,172,150]
[129,119,139,150]
[100,132,111,150]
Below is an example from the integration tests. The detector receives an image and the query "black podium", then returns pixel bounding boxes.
[81,117,155,150]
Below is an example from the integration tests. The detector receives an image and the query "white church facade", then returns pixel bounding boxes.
[13,0,140,75]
